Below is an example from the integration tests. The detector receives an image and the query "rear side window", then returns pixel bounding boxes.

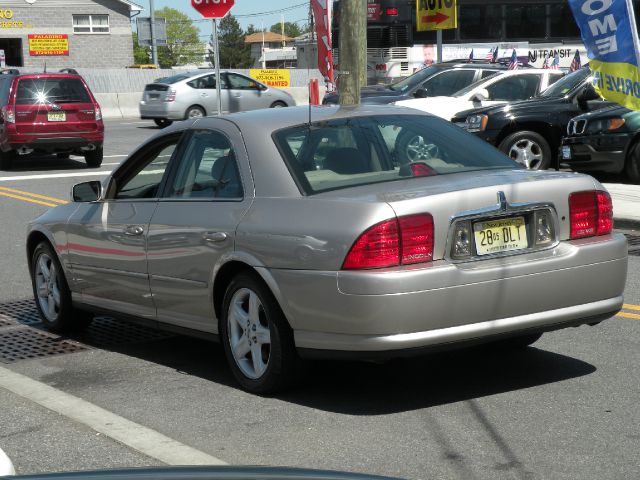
[16,78,91,105]
[0,77,11,107]
[274,115,519,195]
[423,70,476,96]
[485,74,541,101]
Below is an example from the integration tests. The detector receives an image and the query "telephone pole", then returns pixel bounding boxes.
[338,0,366,105]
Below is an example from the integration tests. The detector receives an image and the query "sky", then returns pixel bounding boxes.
[135,1,311,40]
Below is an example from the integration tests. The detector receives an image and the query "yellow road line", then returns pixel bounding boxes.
[0,187,67,204]
[622,303,640,312]
[617,311,640,320]
[0,191,58,207]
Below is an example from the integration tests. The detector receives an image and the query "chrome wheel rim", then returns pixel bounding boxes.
[405,135,439,162]
[34,253,62,322]
[508,139,544,170]
[188,108,204,119]
[227,288,271,380]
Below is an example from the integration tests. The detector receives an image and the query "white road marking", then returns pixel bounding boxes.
[0,171,113,182]
[0,366,227,466]
[103,154,128,158]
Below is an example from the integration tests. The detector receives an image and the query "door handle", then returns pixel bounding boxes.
[203,232,228,243]
[124,225,144,236]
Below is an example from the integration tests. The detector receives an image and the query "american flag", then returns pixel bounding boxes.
[570,50,582,72]
[542,52,549,69]
[508,49,518,70]
[550,51,560,69]
[468,49,474,63]
[491,47,498,63]
[485,47,493,63]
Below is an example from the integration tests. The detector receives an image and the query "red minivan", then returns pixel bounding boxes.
[0,72,104,170]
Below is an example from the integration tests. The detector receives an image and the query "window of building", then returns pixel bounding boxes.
[459,5,502,41]
[549,4,581,39]
[73,14,110,34]
[505,5,546,40]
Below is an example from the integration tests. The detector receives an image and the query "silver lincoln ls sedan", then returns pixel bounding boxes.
[27,105,628,393]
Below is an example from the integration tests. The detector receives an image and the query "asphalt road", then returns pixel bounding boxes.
[0,119,639,480]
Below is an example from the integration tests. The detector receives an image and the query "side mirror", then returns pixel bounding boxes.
[471,88,489,103]
[413,88,428,98]
[72,181,103,202]
[577,85,600,109]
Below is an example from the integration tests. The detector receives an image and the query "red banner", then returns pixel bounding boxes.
[367,0,381,21]
[311,0,334,84]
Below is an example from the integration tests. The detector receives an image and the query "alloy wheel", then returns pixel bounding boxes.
[405,135,439,162]
[34,253,62,322]
[508,138,544,170]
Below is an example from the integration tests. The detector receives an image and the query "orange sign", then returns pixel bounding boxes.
[28,34,69,56]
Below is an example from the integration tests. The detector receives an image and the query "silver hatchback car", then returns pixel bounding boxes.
[139,70,296,127]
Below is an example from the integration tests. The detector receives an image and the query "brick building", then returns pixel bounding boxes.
[0,0,142,70]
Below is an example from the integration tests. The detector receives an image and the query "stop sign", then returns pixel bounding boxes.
[191,0,234,19]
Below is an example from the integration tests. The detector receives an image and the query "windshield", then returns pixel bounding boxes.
[539,68,590,97]
[155,73,192,85]
[273,114,519,194]
[388,65,440,92]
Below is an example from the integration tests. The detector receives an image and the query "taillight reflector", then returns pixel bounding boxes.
[342,214,434,270]
[386,7,399,15]
[569,190,613,239]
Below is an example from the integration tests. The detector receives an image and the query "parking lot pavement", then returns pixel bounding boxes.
[604,183,640,229]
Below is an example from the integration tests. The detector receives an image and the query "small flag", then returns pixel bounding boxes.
[468,49,474,63]
[542,52,549,69]
[550,51,560,69]
[491,46,498,64]
[570,50,582,72]
[484,47,493,63]
[508,49,518,70]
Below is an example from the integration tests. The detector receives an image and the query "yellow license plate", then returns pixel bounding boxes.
[47,112,66,122]
[473,216,527,256]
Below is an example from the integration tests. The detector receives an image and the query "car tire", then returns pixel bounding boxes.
[491,332,543,350]
[30,241,94,333]
[395,129,442,163]
[220,271,299,393]
[270,101,287,108]
[0,150,15,170]
[185,105,205,120]
[154,119,173,128]
[84,148,103,168]
[625,141,640,184]
[499,131,551,170]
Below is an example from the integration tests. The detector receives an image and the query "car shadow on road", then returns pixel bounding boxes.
[1,155,90,173]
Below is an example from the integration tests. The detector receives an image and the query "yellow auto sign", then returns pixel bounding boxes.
[249,69,291,88]
[416,0,457,31]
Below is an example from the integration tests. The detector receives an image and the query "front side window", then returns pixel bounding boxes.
[73,14,109,34]
[16,78,91,105]
[485,75,541,101]
[274,115,518,195]
[165,130,242,200]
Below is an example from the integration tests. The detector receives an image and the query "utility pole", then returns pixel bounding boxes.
[338,0,366,105]
[149,0,158,66]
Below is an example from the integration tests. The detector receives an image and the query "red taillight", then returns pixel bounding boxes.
[386,7,399,15]
[165,88,177,102]
[569,190,613,239]
[342,214,434,270]
[410,163,436,177]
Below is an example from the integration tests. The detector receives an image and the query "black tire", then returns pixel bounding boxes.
[220,272,299,393]
[625,141,640,184]
[0,150,15,170]
[56,153,70,160]
[498,131,551,170]
[84,147,103,168]
[154,119,173,128]
[184,105,205,120]
[491,332,543,350]
[270,101,287,108]
[395,130,442,164]
[30,241,93,333]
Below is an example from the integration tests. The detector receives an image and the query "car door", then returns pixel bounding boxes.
[147,123,253,333]
[187,74,230,115]
[65,133,182,318]
[224,72,268,112]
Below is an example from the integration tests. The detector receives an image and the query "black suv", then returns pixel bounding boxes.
[322,61,508,105]
[452,68,613,170]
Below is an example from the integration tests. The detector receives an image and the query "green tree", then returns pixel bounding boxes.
[218,15,252,68]
[269,22,302,39]
[154,7,202,68]
[245,24,261,36]
[131,32,150,65]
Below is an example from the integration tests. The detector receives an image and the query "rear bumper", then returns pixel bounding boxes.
[267,233,627,354]
[2,131,103,153]
[139,102,184,120]
[560,133,630,173]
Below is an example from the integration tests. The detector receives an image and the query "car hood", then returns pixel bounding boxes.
[569,104,629,122]
[453,95,570,119]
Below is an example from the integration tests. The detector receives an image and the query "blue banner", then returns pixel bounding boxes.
[568,0,640,110]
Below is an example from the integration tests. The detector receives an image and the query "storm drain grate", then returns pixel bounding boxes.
[624,233,640,257]
[0,298,43,326]
[76,316,173,347]
[0,329,88,363]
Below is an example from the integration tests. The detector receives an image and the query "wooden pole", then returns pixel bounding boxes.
[338,0,366,105]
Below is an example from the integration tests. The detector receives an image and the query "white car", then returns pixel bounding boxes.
[394,69,565,121]
[0,447,15,476]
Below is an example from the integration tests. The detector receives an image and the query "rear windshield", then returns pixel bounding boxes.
[273,115,519,195]
[155,74,190,85]
[16,78,91,105]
